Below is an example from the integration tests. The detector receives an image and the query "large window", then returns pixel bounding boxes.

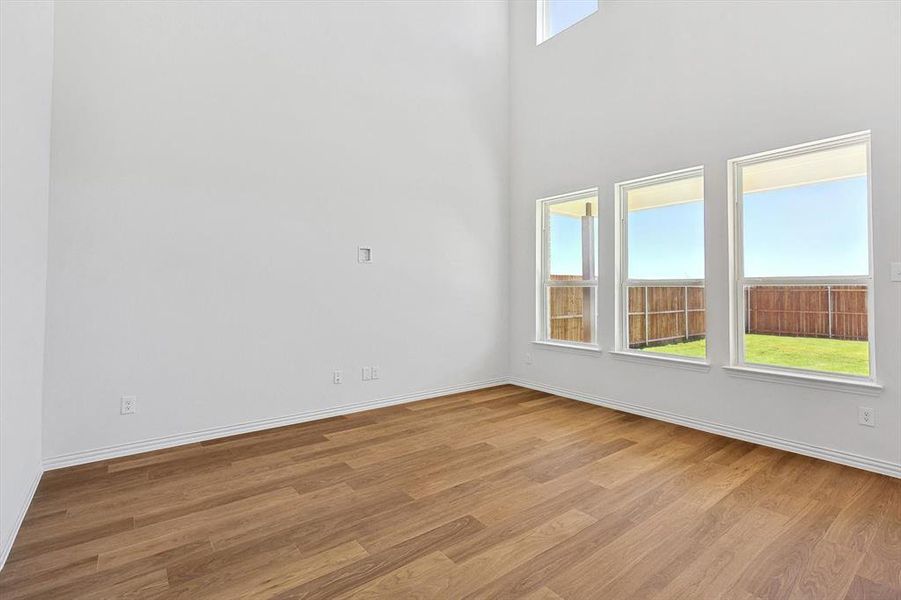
[729,132,873,379]
[616,168,706,360]
[537,0,598,44]
[537,189,598,347]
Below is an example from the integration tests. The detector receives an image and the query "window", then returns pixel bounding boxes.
[537,0,598,44]
[615,167,706,360]
[729,132,873,379]
[537,189,598,347]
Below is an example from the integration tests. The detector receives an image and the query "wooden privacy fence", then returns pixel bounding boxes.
[627,286,705,348]
[548,276,590,343]
[548,284,868,346]
[547,279,707,346]
[745,285,867,341]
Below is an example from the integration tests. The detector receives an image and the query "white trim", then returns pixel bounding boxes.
[536,187,599,205]
[536,0,548,45]
[722,365,883,396]
[615,164,705,191]
[609,350,710,372]
[543,279,598,288]
[42,378,507,471]
[509,378,900,478]
[741,276,870,285]
[625,278,704,287]
[728,130,873,166]
[532,340,601,354]
[0,467,42,571]
[728,131,877,382]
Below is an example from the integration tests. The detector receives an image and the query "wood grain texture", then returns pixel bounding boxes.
[1,384,897,599]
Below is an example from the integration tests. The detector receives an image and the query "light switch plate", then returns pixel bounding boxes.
[358,247,372,264]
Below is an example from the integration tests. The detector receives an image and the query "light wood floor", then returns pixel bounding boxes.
[1,385,898,599]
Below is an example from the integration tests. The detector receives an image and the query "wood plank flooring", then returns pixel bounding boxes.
[1,385,898,599]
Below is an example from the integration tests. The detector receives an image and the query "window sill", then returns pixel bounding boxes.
[609,350,711,372]
[722,365,883,396]
[532,341,601,355]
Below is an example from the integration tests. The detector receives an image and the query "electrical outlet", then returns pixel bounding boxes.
[525,352,533,365]
[371,366,380,380]
[120,395,136,415]
[891,262,901,282]
[362,366,372,381]
[858,406,875,427]
[333,370,343,384]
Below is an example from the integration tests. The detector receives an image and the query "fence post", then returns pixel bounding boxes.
[827,285,833,339]
[644,286,649,347]
[683,286,689,341]
[746,287,751,334]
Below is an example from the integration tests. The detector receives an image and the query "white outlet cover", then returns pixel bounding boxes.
[120,395,136,415]
[858,406,875,427]
[358,247,373,264]
[333,370,343,384]
[371,366,380,380]
[362,366,372,381]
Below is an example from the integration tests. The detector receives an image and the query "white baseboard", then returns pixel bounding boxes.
[43,377,508,471]
[0,466,42,571]
[510,377,901,479]
[41,376,901,477]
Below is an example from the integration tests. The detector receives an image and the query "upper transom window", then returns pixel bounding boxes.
[537,0,598,44]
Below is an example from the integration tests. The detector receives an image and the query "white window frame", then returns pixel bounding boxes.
[536,188,599,349]
[536,0,598,45]
[614,166,707,362]
[727,131,876,382]
[536,0,550,44]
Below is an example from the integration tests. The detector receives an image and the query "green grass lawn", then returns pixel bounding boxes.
[638,334,869,376]
[639,338,707,359]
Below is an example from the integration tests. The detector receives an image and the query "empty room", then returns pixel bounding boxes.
[1,0,900,598]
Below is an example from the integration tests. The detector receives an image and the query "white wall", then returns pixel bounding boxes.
[0,0,54,563]
[25,0,901,476]
[43,1,509,460]
[509,1,901,471]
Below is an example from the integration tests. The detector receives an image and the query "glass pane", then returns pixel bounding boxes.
[743,284,869,376]
[741,143,869,278]
[626,174,704,280]
[547,0,598,39]
[626,285,706,359]
[548,195,598,281]
[548,285,595,344]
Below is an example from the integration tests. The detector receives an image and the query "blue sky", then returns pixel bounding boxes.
[549,176,868,279]
[547,0,598,38]
[549,214,596,277]
[628,202,704,279]
[743,176,868,277]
